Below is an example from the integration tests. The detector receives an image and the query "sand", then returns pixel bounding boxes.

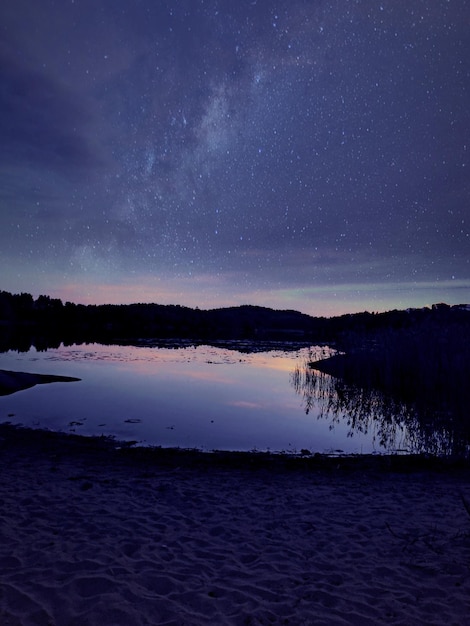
[0,426,469,626]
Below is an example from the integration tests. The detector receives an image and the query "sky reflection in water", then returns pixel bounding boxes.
[0,343,398,454]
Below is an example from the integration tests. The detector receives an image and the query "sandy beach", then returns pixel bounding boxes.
[0,425,469,626]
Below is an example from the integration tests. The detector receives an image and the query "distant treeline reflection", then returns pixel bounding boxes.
[291,316,470,457]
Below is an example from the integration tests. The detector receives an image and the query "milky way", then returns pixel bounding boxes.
[1,0,469,314]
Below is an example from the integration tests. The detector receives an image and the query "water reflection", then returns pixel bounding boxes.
[5,341,465,455]
[291,353,470,457]
[0,342,393,454]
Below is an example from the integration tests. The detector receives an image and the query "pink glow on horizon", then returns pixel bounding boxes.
[37,275,465,319]
[47,279,361,317]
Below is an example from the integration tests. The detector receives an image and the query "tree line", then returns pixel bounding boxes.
[1,289,469,351]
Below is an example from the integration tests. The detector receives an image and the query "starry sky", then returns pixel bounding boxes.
[1,0,469,316]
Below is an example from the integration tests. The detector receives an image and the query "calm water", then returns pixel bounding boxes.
[0,343,406,454]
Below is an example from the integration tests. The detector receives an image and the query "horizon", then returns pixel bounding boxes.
[1,1,469,316]
[3,287,467,321]
[19,281,470,318]
[4,278,470,318]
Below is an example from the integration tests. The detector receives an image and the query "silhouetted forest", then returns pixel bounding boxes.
[0,291,316,350]
[1,289,469,351]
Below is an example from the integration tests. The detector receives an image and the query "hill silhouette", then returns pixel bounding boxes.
[1,289,469,349]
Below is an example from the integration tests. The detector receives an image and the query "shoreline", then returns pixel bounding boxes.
[1,422,469,472]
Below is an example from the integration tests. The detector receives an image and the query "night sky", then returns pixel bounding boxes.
[1,0,469,316]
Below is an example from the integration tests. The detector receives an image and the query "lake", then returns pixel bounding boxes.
[0,342,409,455]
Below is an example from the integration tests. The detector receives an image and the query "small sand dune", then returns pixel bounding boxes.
[0,369,81,396]
[0,427,469,625]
